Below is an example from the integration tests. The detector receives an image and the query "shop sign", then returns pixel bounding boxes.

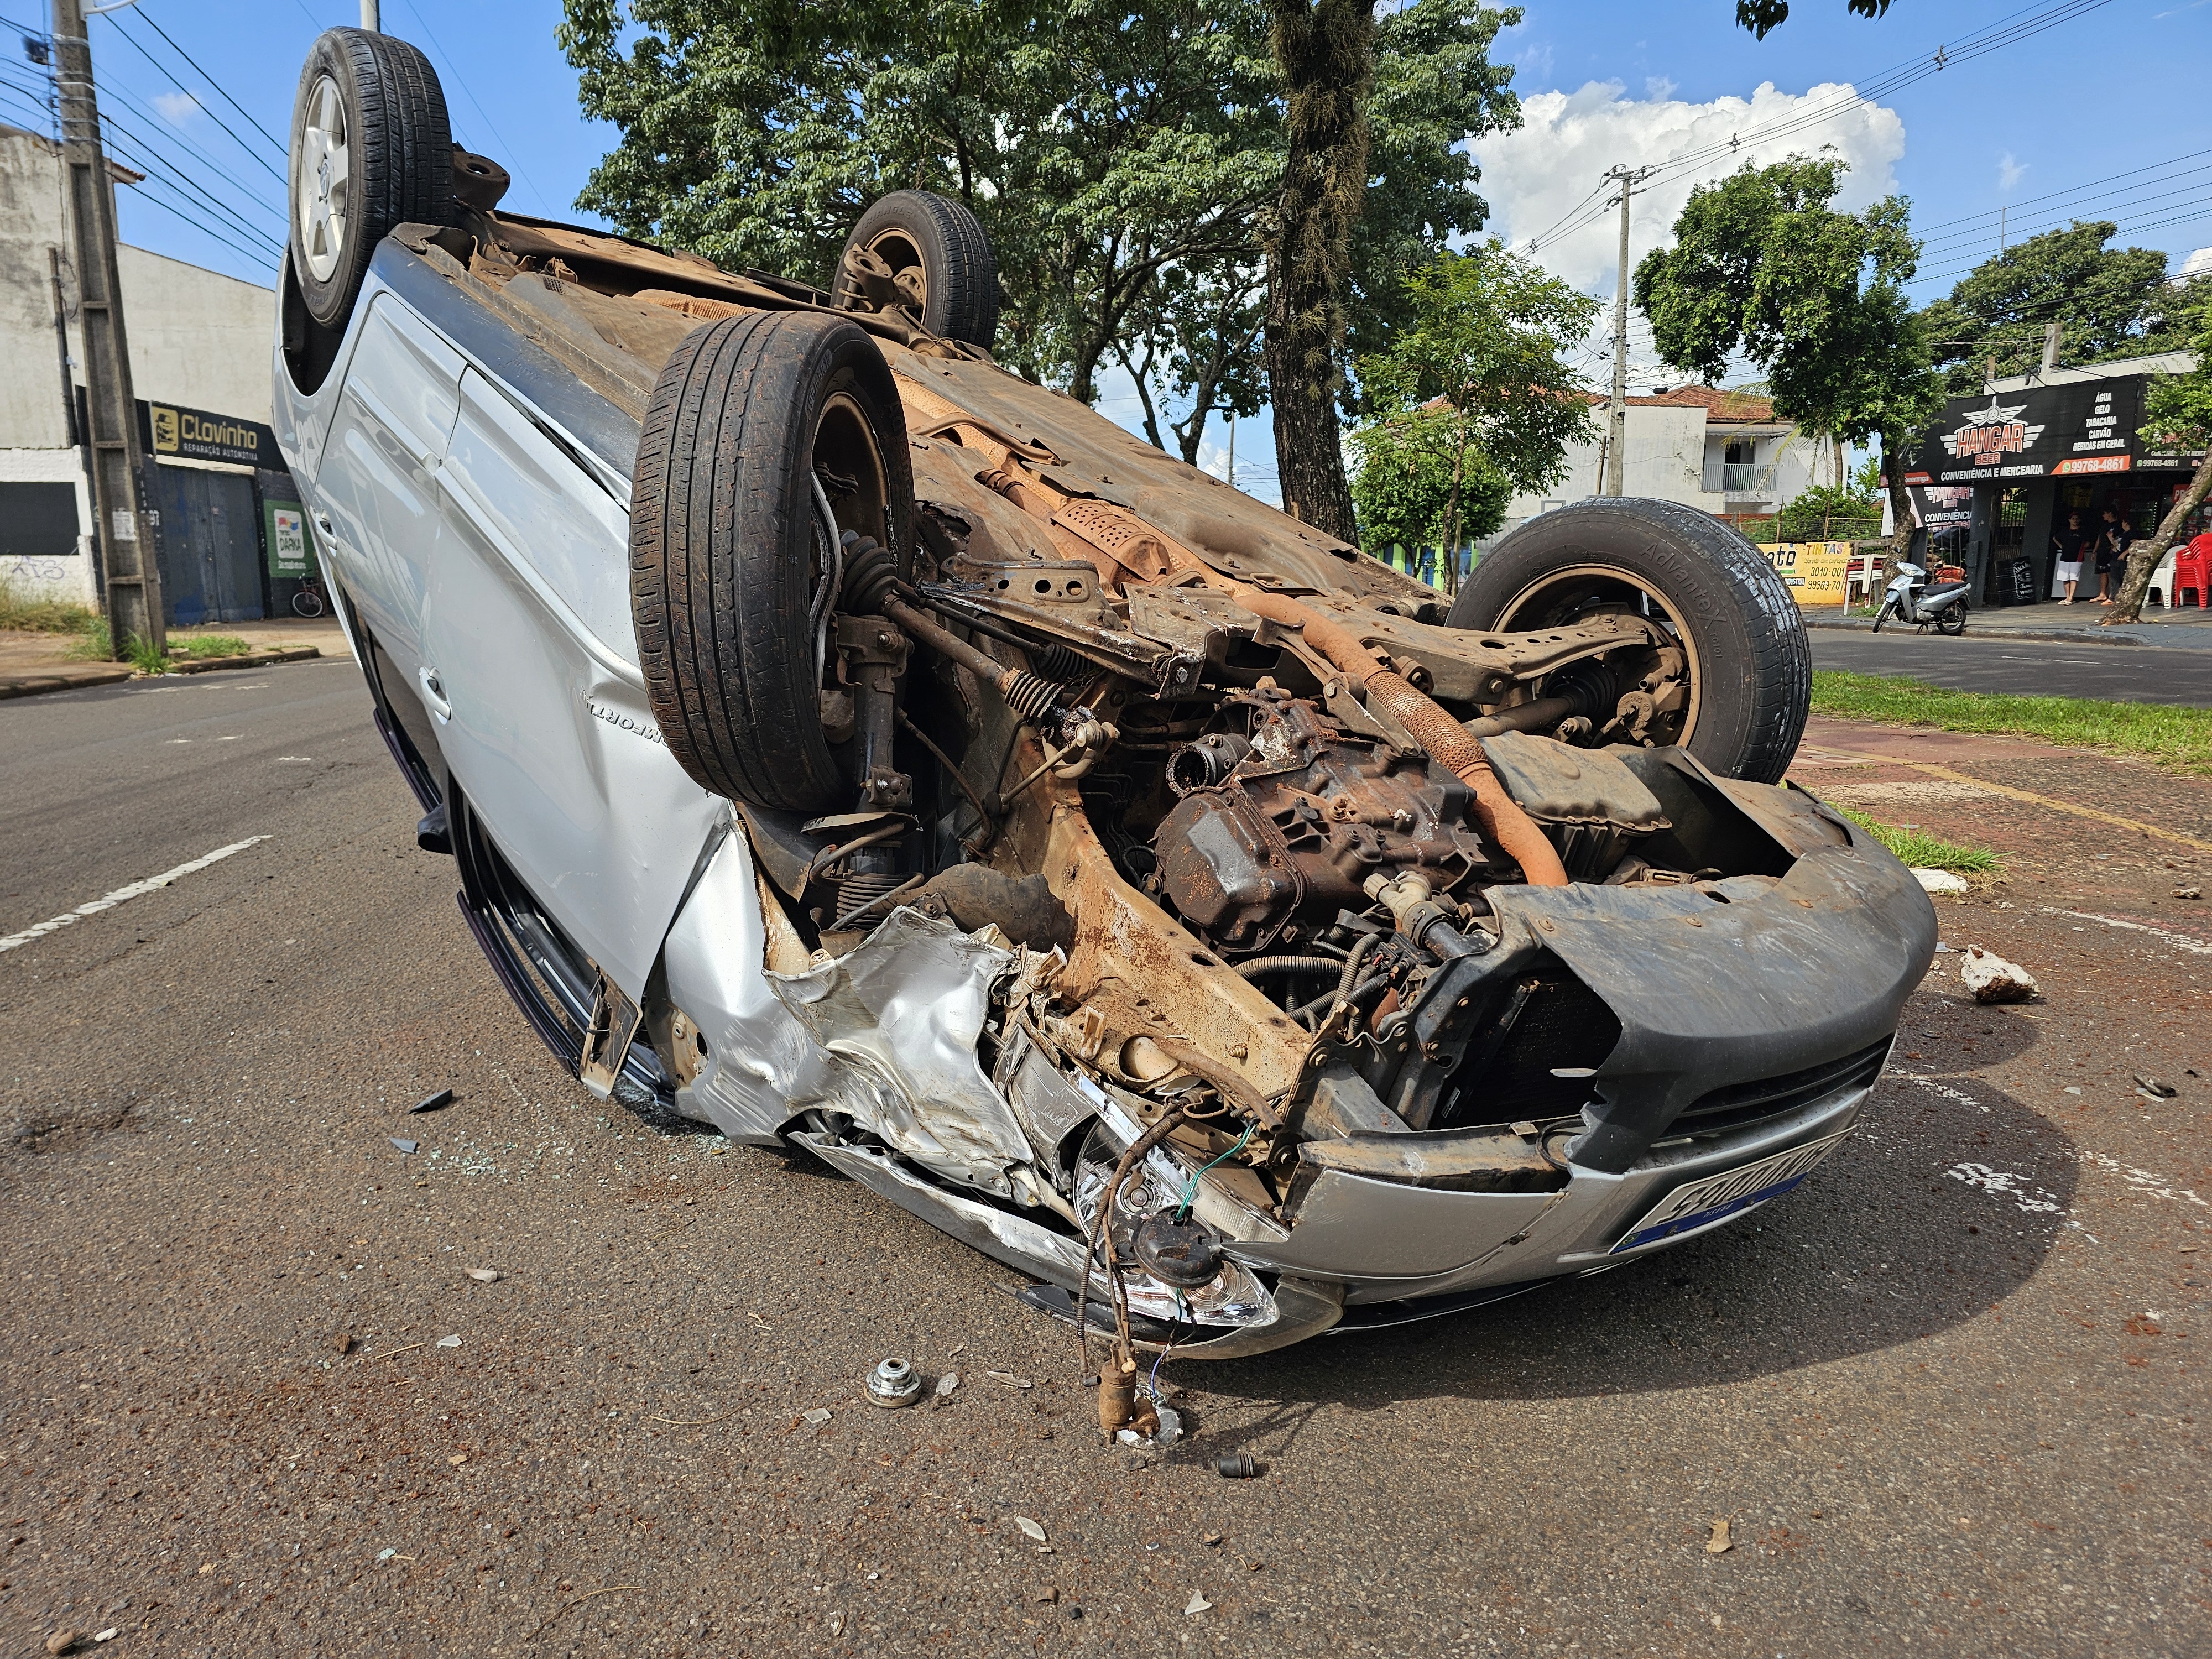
[1758,541,1852,607]
[134,399,280,468]
[1901,377,2145,485]
[263,499,312,578]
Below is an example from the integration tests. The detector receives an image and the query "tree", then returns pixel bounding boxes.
[1359,243,1599,567]
[1920,222,2181,392]
[1634,153,1943,570]
[1261,0,1377,542]
[557,1,1280,403]
[1735,0,1891,36]
[1347,408,1511,578]
[2108,295,2212,625]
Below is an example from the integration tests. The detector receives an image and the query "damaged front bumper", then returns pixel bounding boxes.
[653,786,1934,1357]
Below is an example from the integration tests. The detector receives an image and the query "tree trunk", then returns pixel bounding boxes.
[2105,448,2212,624]
[1879,427,1916,580]
[1262,0,1374,545]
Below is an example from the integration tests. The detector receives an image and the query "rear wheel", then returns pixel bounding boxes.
[831,190,999,348]
[289,27,453,331]
[1936,606,1967,635]
[629,311,912,812]
[1447,498,1811,784]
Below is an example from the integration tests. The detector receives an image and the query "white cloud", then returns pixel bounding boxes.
[151,90,201,124]
[1997,150,2028,192]
[2182,246,2212,278]
[1473,79,1907,296]
[1644,76,1677,102]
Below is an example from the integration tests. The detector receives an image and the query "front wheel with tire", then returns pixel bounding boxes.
[830,190,999,348]
[289,27,453,332]
[1872,599,1893,633]
[629,311,913,813]
[1446,498,1811,784]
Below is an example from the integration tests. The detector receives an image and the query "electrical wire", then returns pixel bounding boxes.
[1175,1124,1253,1220]
[102,7,286,184]
[126,3,288,159]
[98,111,284,252]
[116,176,278,265]
[390,0,551,216]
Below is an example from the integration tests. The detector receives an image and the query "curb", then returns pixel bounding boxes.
[0,646,324,702]
[168,646,323,675]
[1797,616,2212,649]
[0,665,133,700]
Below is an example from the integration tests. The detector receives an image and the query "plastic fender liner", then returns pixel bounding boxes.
[1485,834,1937,1173]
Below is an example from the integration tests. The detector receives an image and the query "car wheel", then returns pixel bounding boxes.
[630,310,914,812]
[831,190,1000,348]
[289,27,453,331]
[1446,498,1811,784]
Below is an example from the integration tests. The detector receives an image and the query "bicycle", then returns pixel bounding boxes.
[291,573,327,618]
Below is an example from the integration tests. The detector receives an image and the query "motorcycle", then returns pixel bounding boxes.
[1873,561,1970,635]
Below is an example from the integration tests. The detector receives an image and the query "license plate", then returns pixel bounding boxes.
[1612,1133,1849,1253]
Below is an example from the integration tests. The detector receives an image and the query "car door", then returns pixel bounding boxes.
[310,292,465,686]
[424,364,722,1001]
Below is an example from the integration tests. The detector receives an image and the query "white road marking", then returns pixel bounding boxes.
[2043,907,2212,955]
[0,837,272,954]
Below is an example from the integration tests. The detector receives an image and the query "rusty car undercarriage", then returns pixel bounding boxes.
[276,59,1936,1404]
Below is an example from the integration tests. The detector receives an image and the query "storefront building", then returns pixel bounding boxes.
[1893,351,2205,606]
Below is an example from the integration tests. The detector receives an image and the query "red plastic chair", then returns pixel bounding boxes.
[2177,538,2212,611]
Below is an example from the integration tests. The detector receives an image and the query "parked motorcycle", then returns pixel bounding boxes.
[1873,561,1970,635]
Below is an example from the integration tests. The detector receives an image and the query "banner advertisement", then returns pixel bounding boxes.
[1757,541,1852,607]
[263,500,312,578]
[1898,378,2144,487]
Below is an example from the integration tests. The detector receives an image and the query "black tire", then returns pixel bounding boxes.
[1937,606,1967,635]
[630,311,913,812]
[831,190,999,348]
[1446,498,1811,784]
[289,28,453,330]
[1872,599,1892,634]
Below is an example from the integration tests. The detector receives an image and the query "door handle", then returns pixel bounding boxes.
[419,665,453,724]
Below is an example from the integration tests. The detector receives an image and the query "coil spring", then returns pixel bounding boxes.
[834,870,904,920]
[1001,670,1065,723]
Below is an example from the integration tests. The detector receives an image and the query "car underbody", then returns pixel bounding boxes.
[276,158,1937,1374]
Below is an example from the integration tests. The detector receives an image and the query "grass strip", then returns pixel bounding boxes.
[0,582,100,634]
[1811,669,2212,775]
[170,634,251,659]
[1835,807,2001,876]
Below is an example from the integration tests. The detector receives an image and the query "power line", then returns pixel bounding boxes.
[81,78,288,237]
[98,113,284,255]
[1915,167,2212,258]
[102,7,287,185]
[117,174,278,266]
[390,0,551,216]
[1914,147,2212,237]
[127,2,288,158]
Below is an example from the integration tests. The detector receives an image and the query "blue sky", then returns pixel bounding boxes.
[5,0,2206,500]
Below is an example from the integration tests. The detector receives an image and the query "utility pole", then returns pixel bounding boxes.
[53,0,163,656]
[361,1,380,28]
[1602,165,1658,498]
[1225,413,1235,491]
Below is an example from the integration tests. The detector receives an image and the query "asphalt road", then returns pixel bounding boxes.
[1811,629,2212,706]
[3,663,2209,1657]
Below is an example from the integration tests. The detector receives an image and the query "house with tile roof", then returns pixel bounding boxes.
[1489,384,1847,543]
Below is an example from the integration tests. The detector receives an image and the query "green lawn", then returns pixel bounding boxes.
[1811,670,2212,775]
[1835,807,2001,877]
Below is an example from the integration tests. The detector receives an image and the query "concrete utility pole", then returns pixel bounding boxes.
[1601,165,1658,498]
[53,0,163,656]
[361,1,379,30]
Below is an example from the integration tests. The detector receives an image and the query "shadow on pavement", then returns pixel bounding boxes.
[1191,1070,2075,1448]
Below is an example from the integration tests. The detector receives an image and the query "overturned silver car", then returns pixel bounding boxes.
[274,29,1936,1376]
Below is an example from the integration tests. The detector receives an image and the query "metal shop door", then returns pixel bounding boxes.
[153,465,264,625]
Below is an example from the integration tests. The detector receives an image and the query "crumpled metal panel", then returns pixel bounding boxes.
[1478,733,1671,831]
[769,909,1037,1197]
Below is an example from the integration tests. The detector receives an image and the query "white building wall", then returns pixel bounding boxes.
[1,126,276,611]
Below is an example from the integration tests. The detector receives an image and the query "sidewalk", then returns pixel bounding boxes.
[1801,597,2212,649]
[0,616,347,701]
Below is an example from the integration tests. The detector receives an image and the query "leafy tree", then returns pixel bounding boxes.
[557,1,1279,403]
[1920,222,2180,391]
[1735,0,1891,36]
[1347,408,1511,577]
[1634,153,1943,568]
[1359,242,1598,566]
[2109,294,2212,624]
[1775,477,1881,540]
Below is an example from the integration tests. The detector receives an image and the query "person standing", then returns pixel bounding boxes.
[2096,504,2133,605]
[2053,509,2090,603]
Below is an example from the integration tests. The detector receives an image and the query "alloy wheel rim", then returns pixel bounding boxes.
[296,75,349,283]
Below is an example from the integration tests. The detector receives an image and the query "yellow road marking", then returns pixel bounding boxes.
[1804,753,2212,852]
